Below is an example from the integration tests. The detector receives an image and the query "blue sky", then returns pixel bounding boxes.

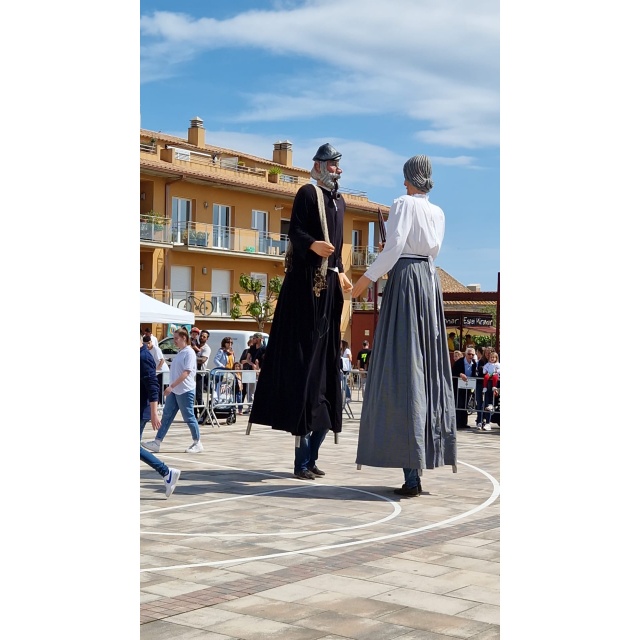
[140,0,499,291]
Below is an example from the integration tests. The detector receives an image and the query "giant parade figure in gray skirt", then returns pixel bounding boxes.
[351,154,457,496]
[249,143,353,480]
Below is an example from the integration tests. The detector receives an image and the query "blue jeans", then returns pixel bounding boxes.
[294,429,328,472]
[340,371,351,402]
[140,419,168,477]
[155,390,200,442]
[140,445,169,477]
[403,468,419,489]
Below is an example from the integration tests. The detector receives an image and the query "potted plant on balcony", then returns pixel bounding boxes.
[148,210,165,231]
[196,231,207,247]
[268,166,282,183]
[181,229,198,245]
[140,213,153,239]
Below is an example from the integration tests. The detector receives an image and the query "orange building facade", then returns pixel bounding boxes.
[140,117,389,344]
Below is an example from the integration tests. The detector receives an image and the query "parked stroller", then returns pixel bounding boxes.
[204,369,238,426]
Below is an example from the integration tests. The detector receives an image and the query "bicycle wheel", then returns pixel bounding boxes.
[200,299,214,316]
[177,297,193,312]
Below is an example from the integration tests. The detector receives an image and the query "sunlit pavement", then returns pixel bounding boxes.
[141,400,500,639]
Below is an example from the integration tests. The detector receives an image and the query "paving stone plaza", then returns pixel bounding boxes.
[140,400,500,639]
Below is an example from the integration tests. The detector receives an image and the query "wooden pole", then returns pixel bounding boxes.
[495,272,500,354]
[373,279,379,335]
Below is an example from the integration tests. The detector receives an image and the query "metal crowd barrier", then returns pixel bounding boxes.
[341,370,500,428]
[454,375,500,427]
[192,369,259,429]
[343,369,367,404]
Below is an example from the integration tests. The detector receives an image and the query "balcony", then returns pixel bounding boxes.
[140,141,157,154]
[351,246,380,268]
[352,300,375,311]
[141,288,270,320]
[140,141,370,199]
[140,214,172,244]
[169,221,289,257]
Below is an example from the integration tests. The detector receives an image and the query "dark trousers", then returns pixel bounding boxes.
[156,373,165,405]
[195,371,209,418]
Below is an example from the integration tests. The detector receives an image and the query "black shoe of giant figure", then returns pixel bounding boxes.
[294,469,316,480]
[401,481,423,494]
[394,484,421,497]
[310,466,325,476]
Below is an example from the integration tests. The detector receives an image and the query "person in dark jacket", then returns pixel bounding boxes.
[140,336,180,497]
[249,143,353,480]
[451,347,480,431]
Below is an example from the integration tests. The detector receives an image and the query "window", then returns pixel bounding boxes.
[279,219,290,256]
[352,229,364,266]
[170,265,191,305]
[212,204,231,249]
[172,197,191,242]
[252,210,268,253]
[211,269,231,316]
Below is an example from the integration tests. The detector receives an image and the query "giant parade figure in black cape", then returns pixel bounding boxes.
[248,143,353,480]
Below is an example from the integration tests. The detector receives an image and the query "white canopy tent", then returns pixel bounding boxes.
[140,292,195,325]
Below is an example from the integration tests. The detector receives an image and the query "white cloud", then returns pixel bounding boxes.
[141,0,499,149]
[430,155,478,167]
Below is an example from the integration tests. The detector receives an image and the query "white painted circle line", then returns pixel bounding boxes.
[140,459,499,574]
[141,485,402,538]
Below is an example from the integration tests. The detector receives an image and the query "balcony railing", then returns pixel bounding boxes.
[140,215,172,243]
[171,221,290,256]
[141,288,269,319]
[352,300,375,311]
[140,141,368,197]
[140,141,157,153]
[351,246,380,267]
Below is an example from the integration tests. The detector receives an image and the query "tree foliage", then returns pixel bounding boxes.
[230,273,282,332]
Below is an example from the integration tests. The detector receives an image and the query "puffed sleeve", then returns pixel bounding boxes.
[363,196,413,281]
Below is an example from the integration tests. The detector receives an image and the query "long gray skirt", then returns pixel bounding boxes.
[355,256,457,470]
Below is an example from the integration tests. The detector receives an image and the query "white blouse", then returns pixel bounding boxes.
[363,194,445,282]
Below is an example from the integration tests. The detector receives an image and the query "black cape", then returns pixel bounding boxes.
[249,183,345,436]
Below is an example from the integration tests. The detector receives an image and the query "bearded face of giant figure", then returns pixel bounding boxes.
[311,159,342,191]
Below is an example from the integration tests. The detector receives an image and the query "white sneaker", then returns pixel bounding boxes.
[483,423,492,431]
[185,441,203,453]
[142,440,161,453]
[164,468,180,497]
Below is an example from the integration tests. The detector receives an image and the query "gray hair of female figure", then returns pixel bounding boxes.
[403,155,434,193]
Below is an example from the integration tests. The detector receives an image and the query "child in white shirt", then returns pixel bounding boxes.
[482,351,500,389]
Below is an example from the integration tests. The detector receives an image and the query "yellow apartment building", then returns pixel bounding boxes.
[140,117,389,343]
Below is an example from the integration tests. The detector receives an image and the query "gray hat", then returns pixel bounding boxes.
[313,143,342,162]
[403,155,433,193]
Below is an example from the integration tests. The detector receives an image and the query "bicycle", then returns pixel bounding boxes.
[177,294,213,316]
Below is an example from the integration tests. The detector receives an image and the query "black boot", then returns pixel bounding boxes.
[394,484,421,497]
